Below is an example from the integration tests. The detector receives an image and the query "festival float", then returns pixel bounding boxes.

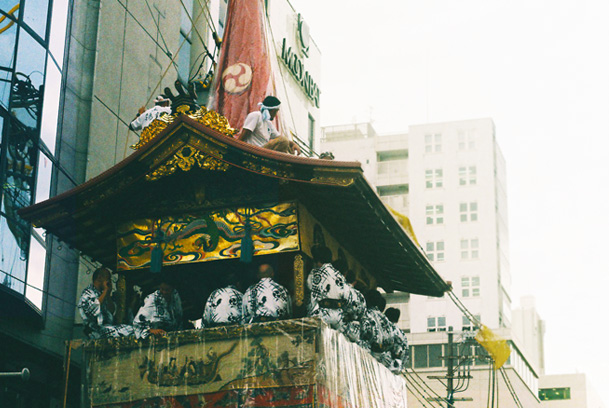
[18,0,450,407]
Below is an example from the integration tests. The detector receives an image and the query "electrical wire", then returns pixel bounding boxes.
[406,368,449,406]
[499,367,523,408]
[115,0,176,66]
[142,0,173,60]
[403,373,432,408]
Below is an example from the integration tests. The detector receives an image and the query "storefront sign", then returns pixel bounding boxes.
[280,38,320,108]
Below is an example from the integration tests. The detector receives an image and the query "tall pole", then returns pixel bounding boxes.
[446,330,454,408]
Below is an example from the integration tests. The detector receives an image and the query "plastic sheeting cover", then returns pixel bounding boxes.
[83,318,407,408]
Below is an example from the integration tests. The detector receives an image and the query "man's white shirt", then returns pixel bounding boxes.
[242,111,279,147]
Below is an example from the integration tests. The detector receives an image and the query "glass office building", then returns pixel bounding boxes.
[0,0,68,311]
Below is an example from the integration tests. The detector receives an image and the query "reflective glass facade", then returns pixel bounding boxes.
[0,0,68,309]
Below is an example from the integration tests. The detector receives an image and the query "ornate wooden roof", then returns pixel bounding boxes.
[18,111,449,297]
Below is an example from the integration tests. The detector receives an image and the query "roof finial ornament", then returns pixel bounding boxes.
[163,80,200,115]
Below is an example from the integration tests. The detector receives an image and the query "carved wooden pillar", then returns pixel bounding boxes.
[293,254,304,307]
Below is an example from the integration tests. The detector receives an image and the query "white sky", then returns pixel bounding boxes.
[290,0,609,394]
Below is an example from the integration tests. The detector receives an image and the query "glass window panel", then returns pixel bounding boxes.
[39,56,60,154]
[426,242,434,252]
[472,276,480,286]
[435,169,442,177]
[461,240,468,249]
[22,0,50,39]
[425,145,432,153]
[462,289,469,297]
[472,250,479,258]
[471,239,479,248]
[437,217,443,224]
[0,6,18,69]
[13,31,46,128]
[470,166,476,174]
[436,204,443,213]
[180,0,194,32]
[429,344,443,367]
[426,205,433,214]
[48,0,69,67]
[472,288,480,297]
[437,241,444,251]
[0,215,28,294]
[26,234,45,309]
[471,213,478,221]
[460,203,467,212]
[427,317,435,327]
[461,251,468,259]
[470,202,478,211]
[427,253,434,261]
[460,214,467,222]
[462,316,470,325]
[414,345,428,368]
[0,70,11,109]
[425,134,431,143]
[462,277,470,286]
[177,33,192,83]
[437,252,444,262]
[426,217,433,225]
[437,317,446,326]
[34,151,52,203]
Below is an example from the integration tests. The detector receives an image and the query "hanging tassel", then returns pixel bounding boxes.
[150,220,163,273]
[150,245,163,273]
[240,214,253,263]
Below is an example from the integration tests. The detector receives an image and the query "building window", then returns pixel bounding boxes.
[425,169,443,189]
[425,133,442,153]
[539,388,571,401]
[307,114,315,151]
[412,344,446,368]
[459,166,477,186]
[426,204,444,225]
[461,276,480,297]
[460,239,479,260]
[426,241,445,262]
[0,0,69,310]
[459,202,478,222]
[458,130,476,150]
[462,314,481,331]
[427,316,447,332]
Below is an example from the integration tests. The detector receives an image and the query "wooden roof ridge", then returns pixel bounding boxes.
[19,114,364,219]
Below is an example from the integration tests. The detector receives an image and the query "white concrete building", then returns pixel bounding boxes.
[321,119,541,407]
[322,118,511,332]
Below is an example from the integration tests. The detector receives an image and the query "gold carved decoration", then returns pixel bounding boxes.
[131,106,237,151]
[146,145,230,181]
[294,254,305,307]
[310,175,355,186]
[242,160,293,178]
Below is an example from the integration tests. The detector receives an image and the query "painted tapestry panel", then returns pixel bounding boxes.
[86,320,318,407]
[117,202,299,271]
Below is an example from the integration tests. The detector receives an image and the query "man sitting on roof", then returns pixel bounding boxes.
[242,264,292,323]
[129,95,172,131]
[78,267,134,339]
[238,96,301,155]
[133,276,183,338]
[202,273,244,327]
[306,245,351,331]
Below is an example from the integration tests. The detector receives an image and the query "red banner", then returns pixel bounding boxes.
[210,0,272,132]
